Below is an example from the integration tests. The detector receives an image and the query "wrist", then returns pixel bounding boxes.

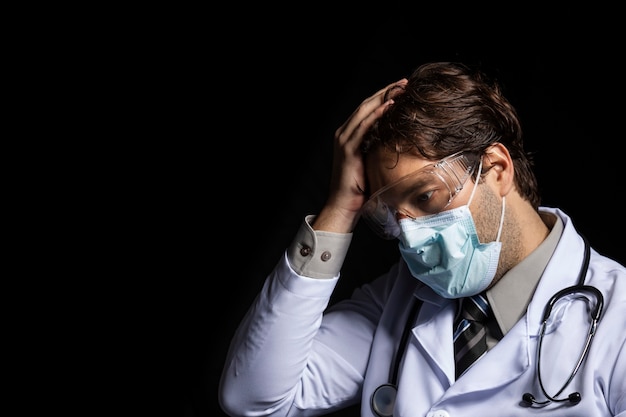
[312,206,358,233]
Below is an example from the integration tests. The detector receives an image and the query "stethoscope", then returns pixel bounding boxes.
[371,237,604,417]
[521,237,603,407]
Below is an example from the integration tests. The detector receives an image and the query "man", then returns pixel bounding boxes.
[219,62,625,416]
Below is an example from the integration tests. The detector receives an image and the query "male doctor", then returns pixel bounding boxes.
[219,62,626,416]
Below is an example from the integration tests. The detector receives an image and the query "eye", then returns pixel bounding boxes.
[410,185,440,206]
[405,184,451,215]
[415,190,434,203]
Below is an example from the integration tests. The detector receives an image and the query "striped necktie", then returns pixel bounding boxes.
[453,293,491,379]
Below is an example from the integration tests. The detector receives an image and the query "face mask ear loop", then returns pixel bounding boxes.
[495,196,505,243]
[467,156,505,244]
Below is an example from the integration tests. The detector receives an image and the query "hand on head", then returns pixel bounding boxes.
[313,79,408,233]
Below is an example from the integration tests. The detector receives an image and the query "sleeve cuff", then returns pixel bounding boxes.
[286,214,353,279]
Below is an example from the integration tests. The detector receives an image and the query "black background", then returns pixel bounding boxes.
[163,9,625,417]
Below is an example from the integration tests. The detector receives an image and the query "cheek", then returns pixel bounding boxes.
[471,186,502,242]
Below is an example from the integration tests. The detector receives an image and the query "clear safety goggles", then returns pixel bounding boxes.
[360,151,480,239]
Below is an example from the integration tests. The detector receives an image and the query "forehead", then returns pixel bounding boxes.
[365,148,435,196]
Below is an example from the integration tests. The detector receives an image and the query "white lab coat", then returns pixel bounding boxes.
[219,208,626,417]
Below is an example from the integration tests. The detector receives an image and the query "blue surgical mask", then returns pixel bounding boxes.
[397,173,505,299]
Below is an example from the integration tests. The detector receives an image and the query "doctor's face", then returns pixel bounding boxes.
[361,149,480,239]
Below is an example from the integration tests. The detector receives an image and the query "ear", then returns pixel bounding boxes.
[482,143,514,197]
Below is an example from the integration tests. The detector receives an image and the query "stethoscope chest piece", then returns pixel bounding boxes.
[371,383,397,417]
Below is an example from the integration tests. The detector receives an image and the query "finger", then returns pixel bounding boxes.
[335,82,396,140]
[336,78,408,143]
[345,97,395,153]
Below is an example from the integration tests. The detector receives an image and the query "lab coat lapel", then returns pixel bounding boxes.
[411,287,457,386]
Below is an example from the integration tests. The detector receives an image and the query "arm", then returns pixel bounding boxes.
[218,80,407,417]
[219,225,395,417]
[218,221,358,416]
